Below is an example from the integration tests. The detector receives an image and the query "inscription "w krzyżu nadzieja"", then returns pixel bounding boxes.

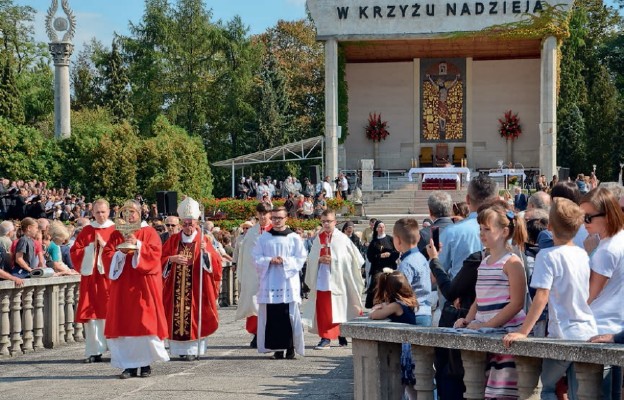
[336,1,544,19]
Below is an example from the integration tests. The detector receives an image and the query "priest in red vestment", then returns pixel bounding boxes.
[70,199,116,363]
[162,197,222,360]
[102,200,169,379]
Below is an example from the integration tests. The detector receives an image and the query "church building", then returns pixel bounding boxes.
[307,0,573,182]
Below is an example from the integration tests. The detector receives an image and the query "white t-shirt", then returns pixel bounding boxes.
[589,229,624,334]
[322,181,333,198]
[531,245,597,340]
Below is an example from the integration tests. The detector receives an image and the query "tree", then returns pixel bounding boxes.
[0,116,61,182]
[102,40,133,122]
[71,39,106,111]
[138,115,213,200]
[121,0,171,135]
[89,122,141,204]
[0,56,24,124]
[258,20,325,141]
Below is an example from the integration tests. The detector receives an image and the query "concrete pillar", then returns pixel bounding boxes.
[574,362,604,400]
[352,339,403,400]
[411,345,436,400]
[324,38,339,180]
[44,284,59,348]
[461,350,487,399]
[413,58,421,163]
[49,42,74,139]
[540,36,558,180]
[515,355,542,399]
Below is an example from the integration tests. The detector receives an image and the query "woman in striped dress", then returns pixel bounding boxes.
[455,201,528,399]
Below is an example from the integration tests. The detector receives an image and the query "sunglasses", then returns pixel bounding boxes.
[584,213,606,224]
[165,224,177,227]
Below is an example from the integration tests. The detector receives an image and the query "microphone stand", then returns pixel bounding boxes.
[196,206,205,360]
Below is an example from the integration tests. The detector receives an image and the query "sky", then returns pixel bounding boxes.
[15,0,308,52]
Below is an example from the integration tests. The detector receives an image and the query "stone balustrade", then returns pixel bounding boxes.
[0,276,83,357]
[341,318,624,400]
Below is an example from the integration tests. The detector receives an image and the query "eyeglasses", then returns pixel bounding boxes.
[584,213,606,224]
[271,216,286,221]
[320,220,335,224]
[165,224,177,227]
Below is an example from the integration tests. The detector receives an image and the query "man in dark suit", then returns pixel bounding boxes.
[513,186,528,211]
[418,191,454,260]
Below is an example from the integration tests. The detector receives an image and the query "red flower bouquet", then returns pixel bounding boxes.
[498,110,522,141]
[365,112,390,142]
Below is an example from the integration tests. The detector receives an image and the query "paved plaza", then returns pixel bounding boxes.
[0,306,354,400]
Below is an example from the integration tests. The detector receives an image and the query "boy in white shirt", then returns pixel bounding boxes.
[503,197,597,400]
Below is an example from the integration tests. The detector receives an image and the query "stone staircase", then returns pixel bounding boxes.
[348,175,468,230]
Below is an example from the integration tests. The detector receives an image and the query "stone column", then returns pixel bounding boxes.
[574,362,603,400]
[49,41,73,139]
[21,286,34,353]
[324,38,339,181]
[515,355,542,399]
[411,345,436,400]
[461,350,487,399]
[33,286,46,349]
[58,284,67,344]
[64,283,75,343]
[352,339,403,400]
[540,36,558,180]
[0,291,10,356]
[10,288,23,355]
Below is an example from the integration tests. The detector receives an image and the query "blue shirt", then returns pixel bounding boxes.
[438,212,483,279]
[397,247,431,316]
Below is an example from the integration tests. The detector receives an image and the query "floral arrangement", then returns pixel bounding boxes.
[508,175,519,185]
[365,112,390,142]
[498,110,522,141]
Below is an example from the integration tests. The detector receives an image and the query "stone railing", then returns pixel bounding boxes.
[219,263,238,307]
[341,319,624,400]
[0,276,83,357]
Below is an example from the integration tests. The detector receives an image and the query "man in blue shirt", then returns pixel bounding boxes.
[438,175,497,279]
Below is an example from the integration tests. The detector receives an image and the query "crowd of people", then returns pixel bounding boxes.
[3,171,624,400]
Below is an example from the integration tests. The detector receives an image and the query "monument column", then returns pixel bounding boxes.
[49,42,73,139]
[324,38,339,180]
[46,0,76,140]
[539,36,558,180]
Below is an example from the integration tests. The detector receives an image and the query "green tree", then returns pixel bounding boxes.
[138,115,213,200]
[0,116,61,182]
[71,39,106,111]
[19,56,53,124]
[90,122,141,204]
[102,40,133,122]
[121,0,171,135]
[0,56,24,123]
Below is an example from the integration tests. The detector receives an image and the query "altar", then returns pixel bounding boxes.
[488,168,527,189]
[408,167,471,189]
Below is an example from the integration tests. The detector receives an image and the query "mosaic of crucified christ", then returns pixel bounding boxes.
[422,61,464,142]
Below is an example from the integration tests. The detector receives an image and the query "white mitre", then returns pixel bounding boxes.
[177,196,201,220]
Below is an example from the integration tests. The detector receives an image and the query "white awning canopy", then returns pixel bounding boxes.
[212,136,325,197]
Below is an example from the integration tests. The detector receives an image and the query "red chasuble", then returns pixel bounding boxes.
[162,232,223,341]
[70,223,116,323]
[102,226,168,339]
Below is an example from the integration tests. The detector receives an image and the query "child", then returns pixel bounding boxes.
[503,198,597,399]
[12,217,40,277]
[369,270,419,400]
[393,218,432,327]
[454,201,528,399]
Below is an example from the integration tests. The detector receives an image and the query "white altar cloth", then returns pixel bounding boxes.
[408,167,471,182]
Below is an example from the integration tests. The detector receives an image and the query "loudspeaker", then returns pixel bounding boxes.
[558,167,570,182]
[309,165,321,185]
[156,191,178,216]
